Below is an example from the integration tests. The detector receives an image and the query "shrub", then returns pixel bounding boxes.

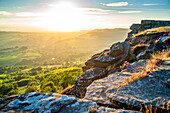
[41,81,57,93]
[25,86,39,93]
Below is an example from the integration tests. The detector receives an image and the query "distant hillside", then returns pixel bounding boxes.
[0,28,129,66]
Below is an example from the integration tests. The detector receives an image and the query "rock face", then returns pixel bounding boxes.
[85,67,170,112]
[107,70,170,111]
[85,60,147,106]
[82,41,130,72]
[0,95,18,110]
[109,42,124,57]
[1,92,141,113]
[74,41,131,98]
[1,20,170,113]
[95,107,141,113]
[2,92,97,113]
[74,68,107,98]
[128,20,170,37]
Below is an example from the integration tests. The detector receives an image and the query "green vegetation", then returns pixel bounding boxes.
[0,29,128,98]
[0,65,83,97]
[0,29,128,66]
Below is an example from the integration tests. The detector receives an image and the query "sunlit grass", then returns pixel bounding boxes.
[114,50,170,88]
[132,26,170,38]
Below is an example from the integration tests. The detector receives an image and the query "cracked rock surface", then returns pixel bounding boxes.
[1,92,141,113]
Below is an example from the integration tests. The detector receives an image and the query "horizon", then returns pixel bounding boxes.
[0,0,170,32]
[0,27,129,33]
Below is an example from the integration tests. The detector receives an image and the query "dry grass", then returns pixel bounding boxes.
[132,26,170,38]
[88,107,97,113]
[59,85,74,95]
[114,50,170,88]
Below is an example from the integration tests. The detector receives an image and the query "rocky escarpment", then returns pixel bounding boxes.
[0,20,170,113]
[74,21,170,112]
[74,26,170,99]
[128,20,170,37]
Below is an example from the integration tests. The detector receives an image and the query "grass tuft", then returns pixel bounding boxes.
[113,50,169,88]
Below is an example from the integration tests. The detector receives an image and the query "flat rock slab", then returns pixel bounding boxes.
[107,70,170,110]
[85,60,147,105]
[97,107,141,113]
[85,72,131,107]
[2,92,98,113]
[1,93,142,113]
[85,60,170,111]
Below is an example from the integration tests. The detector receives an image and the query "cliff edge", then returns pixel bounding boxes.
[0,20,170,113]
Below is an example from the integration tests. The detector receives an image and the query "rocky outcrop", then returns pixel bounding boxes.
[74,68,107,98]
[1,20,170,113]
[75,21,170,101]
[0,95,18,110]
[107,70,170,111]
[74,41,131,98]
[128,20,170,37]
[1,92,141,113]
[1,92,97,113]
[85,60,147,107]
[82,41,130,72]
[85,59,170,112]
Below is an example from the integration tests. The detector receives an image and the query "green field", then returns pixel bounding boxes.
[0,28,129,97]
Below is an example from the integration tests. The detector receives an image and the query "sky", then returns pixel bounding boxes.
[0,0,170,32]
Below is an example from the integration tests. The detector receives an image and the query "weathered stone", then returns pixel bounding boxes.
[59,99,98,113]
[115,41,130,66]
[1,93,96,113]
[126,53,136,63]
[93,56,118,68]
[97,107,141,113]
[91,49,110,59]
[109,42,124,57]
[84,56,119,69]
[130,24,141,30]
[1,93,142,113]
[0,95,18,110]
[128,20,170,37]
[107,70,170,111]
[85,59,94,67]
[85,60,147,107]
[85,58,169,112]
[74,68,107,98]
[155,35,170,52]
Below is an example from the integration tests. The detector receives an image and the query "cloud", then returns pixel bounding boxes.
[15,12,43,17]
[0,11,13,16]
[101,2,128,7]
[0,11,43,17]
[143,4,159,6]
[80,8,112,15]
[117,11,143,13]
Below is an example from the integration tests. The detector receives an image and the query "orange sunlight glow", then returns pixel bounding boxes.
[38,2,90,32]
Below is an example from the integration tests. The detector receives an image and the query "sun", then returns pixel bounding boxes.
[38,2,89,32]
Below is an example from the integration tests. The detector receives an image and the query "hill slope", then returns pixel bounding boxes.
[0,29,129,66]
